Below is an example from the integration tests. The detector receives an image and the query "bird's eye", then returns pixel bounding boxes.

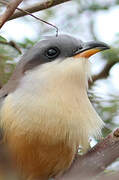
[45,47,60,59]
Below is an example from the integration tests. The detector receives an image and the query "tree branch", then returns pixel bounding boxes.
[89,61,116,86]
[0,0,24,28]
[56,129,119,180]
[0,40,21,54]
[0,0,71,35]
[9,0,71,21]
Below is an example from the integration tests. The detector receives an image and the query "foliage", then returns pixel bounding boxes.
[0,37,20,86]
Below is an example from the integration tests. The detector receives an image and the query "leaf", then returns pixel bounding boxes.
[0,36,7,43]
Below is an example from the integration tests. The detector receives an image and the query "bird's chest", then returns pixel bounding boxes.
[2,62,89,147]
[1,89,82,178]
[1,82,84,146]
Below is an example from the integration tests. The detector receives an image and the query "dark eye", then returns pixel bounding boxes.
[45,47,60,59]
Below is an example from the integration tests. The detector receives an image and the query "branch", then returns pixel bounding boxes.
[0,0,70,35]
[56,129,119,180]
[0,0,24,28]
[0,40,22,54]
[89,61,116,86]
[9,0,71,21]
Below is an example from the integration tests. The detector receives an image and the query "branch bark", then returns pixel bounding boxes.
[9,0,72,21]
[0,0,24,28]
[56,129,119,180]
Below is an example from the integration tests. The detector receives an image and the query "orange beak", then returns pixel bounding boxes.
[73,41,110,58]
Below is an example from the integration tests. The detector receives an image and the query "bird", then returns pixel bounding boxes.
[0,34,110,180]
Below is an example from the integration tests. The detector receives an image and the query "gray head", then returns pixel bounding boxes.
[18,34,109,72]
[0,34,109,97]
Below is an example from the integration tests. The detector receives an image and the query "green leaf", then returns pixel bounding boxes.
[0,36,7,42]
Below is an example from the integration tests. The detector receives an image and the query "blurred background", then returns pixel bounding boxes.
[0,0,119,172]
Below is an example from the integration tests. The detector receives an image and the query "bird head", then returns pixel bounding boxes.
[21,34,110,72]
[14,34,109,93]
[0,34,110,98]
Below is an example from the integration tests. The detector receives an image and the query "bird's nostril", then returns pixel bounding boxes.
[73,46,83,54]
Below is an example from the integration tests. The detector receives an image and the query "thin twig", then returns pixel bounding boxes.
[0,40,22,54]
[89,61,116,86]
[0,0,59,36]
[16,7,59,36]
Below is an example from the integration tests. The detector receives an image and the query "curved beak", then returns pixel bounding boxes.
[74,41,110,58]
